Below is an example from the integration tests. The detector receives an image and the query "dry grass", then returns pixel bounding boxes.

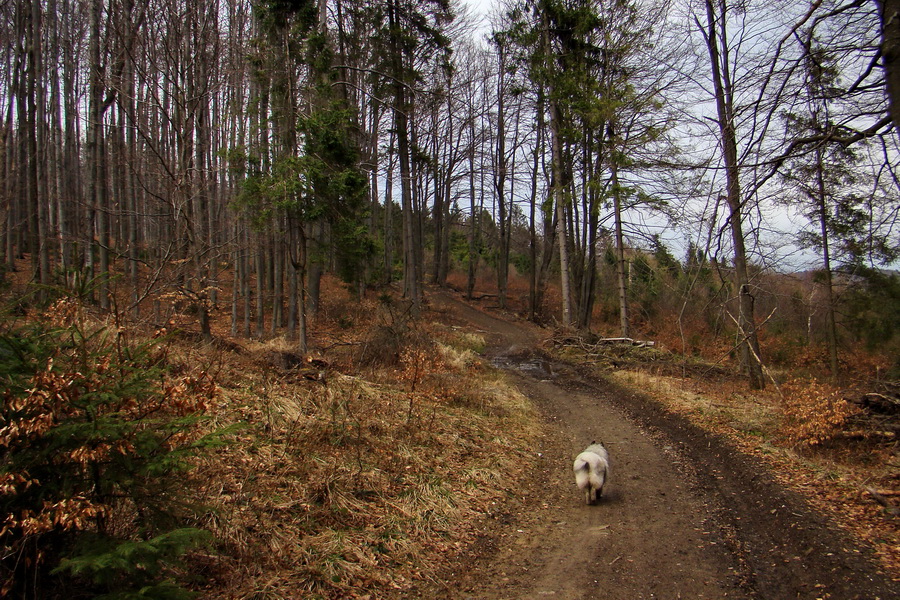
[178,315,542,599]
[1,264,546,598]
[604,368,900,579]
[607,370,780,439]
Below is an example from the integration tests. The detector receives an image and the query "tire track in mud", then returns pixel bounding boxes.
[458,358,747,600]
[427,293,897,600]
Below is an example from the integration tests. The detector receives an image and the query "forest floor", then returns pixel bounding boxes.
[417,291,899,600]
[11,262,895,598]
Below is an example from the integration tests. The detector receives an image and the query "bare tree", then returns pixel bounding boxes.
[694,0,766,388]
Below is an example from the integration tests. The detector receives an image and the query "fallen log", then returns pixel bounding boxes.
[836,430,897,441]
[595,337,656,348]
[863,487,900,516]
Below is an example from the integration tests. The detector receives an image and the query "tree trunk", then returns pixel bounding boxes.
[541,14,573,327]
[366,101,381,289]
[387,0,420,309]
[289,216,308,354]
[703,0,764,389]
[438,173,452,286]
[255,236,265,338]
[398,106,420,306]
[242,227,251,337]
[23,0,41,291]
[122,51,140,315]
[1,104,11,277]
[575,136,599,332]
[193,13,212,342]
[431,104,445,285]
[494,44,509,309]
[549,98,572,327]
[231,244,240,337]
[86,0,103,303]
[815,147,840,379]
[61,0,81,279]
[31,0,50,295]
[383,129,395,283]
[467,108,479,300]
[272,234,284,334]
[528,88,545,321]
[878,0,900,143]
[306,220,326,317]
[611,154,629,338]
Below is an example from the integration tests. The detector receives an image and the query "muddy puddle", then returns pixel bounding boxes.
[491,350,554,379]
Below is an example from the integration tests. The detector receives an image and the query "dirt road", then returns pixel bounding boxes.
[429,293,898,600]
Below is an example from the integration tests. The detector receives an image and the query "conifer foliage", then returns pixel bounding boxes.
[0,298,221,598]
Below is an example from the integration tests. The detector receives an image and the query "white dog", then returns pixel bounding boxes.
[573,442,609,505]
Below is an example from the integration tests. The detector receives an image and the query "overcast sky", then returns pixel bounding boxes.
[464,0,493,15]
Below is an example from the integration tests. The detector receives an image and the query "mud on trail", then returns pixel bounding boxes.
[426,293,898,600]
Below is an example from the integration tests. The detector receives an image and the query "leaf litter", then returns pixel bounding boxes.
[179,298,543,599]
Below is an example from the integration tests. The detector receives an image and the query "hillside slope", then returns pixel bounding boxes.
[426,292,898,600]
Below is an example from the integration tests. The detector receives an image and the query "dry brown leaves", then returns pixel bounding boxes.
[185,316,542,599]
[605,368,900,581]
[780,379,863,446]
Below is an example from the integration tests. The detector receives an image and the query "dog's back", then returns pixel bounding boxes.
[573,442,609,505]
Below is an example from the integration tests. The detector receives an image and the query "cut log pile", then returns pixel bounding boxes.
[550,332,657,351]
[847,381,900,443]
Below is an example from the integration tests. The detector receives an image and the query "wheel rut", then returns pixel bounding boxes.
[426,292,897,600]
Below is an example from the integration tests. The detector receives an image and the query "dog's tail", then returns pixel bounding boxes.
[573,457,591,489]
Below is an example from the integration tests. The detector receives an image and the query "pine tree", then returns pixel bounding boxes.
[781,33,897,379]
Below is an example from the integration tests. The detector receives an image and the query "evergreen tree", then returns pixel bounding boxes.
[501,0,670,331]
[781,32,897,379]
[0,300,222,597]
[237,0,369,352]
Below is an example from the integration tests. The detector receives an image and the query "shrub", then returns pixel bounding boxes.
[779,379,861,447]
[0,299,221,598]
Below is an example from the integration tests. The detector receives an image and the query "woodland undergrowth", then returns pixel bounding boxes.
[0,295,225,598]
[1,282,542,599]
[191,308,541,599]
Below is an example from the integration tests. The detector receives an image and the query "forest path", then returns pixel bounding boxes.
[426,291,897,600]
